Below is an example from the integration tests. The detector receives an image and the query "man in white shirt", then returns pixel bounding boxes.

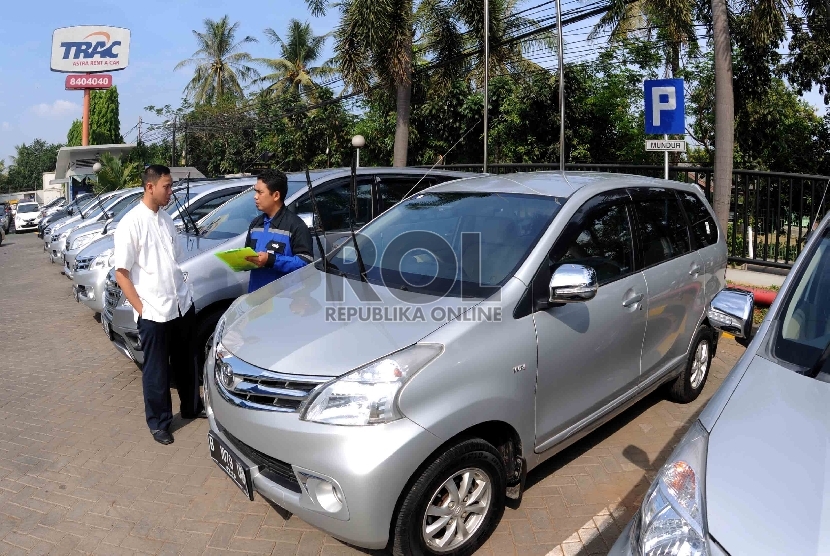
[114,165,204,445]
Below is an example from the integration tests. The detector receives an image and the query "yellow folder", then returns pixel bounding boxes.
[215,247,259,272]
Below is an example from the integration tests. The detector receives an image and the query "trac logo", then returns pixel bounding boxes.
[60,31,121,60]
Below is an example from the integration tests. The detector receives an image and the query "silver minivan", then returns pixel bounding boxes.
[611,211,830,556]
[204,172,727,554]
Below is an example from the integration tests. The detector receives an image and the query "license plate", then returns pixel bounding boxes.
[208,431,254,500]
[101,316,112,339]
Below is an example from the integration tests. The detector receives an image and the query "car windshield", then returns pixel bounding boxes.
[18,204,39,213]
[323,191,564,297]
[196,180,306,240]
[79,195,111,217]
[773,226,830,374]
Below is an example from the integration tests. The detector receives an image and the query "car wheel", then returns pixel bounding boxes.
[669,326,714,403]
[392,438,505,556]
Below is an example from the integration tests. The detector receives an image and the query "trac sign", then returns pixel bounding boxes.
[51,26,131,73]
[644,79,685,135]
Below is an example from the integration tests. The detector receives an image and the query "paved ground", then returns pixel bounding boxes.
[0,233,746,556]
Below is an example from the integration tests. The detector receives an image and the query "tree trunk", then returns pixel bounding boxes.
[711,0,734,235]
[392,35,413,167]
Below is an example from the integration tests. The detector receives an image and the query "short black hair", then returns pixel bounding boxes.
[257,169,288,201]
[143,165,171,186]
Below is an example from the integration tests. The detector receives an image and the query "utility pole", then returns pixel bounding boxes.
[483,0,489,173]
[170,117,177,168]
[82,83,91,146]
[556,0,565,175]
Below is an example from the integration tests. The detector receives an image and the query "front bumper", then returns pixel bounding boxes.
[16,221,37,232]
[72,266,109,314]
[48,238,65,262]
[204,352,442,549]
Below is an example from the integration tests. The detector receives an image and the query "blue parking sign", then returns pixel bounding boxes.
[644,79,685,135]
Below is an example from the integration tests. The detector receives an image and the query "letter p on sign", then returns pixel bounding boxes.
[644,79,684,135]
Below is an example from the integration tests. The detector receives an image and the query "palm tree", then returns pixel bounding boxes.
[255,20,335,99]
[590,0,697,77]
[307,0,549,166]
[94,153,141,194]
[175,16,260,105]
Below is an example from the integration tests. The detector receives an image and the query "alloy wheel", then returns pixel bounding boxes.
[690,340,709,389]
[421,467,491,553]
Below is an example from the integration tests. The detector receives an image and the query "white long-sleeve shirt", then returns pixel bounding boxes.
[113,201,193,323]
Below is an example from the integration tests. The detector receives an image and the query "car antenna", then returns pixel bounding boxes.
[304,167,328,272]
[348,135,369,282]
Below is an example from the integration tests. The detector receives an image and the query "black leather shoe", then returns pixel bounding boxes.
[181,408,207,419]
[151,429,174,445]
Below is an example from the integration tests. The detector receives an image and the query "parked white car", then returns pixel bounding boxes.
[14,202,41,232]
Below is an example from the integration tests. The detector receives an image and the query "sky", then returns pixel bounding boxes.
[0,0,826,167]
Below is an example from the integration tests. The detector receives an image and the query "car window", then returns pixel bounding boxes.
[326,192,563,296]
[17,204,39,213]
[292,179,373,231]
[105,193,141,217]
[773,228,830,372]
[376,176,433,214]
[189,193,237,221]
[553,201,635,284]
[197,189,260,240]
[678,191,718,248]
[633,191,692,267]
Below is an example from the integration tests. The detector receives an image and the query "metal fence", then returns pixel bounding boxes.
[421,163,830,269]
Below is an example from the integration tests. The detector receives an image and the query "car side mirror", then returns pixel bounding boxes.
[707,287,754,339]
[549,264,598,303]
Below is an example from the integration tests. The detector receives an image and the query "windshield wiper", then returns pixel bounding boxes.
[304,168,328,272]
[170,175,199,235]
[347,153,368,282]
[807,341,830,379]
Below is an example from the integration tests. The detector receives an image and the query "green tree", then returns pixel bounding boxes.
[255,20,335,99]
[89,87,122,144]
[94,152,141,193]
[6,140,62,193]
[306,0,548,166]
[175,16,260,105]
[67,120,82,147]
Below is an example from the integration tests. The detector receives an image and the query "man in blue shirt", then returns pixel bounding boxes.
[244,170,314,292]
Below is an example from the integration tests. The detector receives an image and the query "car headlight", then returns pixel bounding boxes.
[635,420,709,556]
[300,344,443,426]
[92,248,114,269]
[71,233,97,251]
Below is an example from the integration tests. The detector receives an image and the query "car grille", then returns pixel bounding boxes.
[215,355,330,413]
[216,422,301,493]
[74,255,95,272]
[103,271,121,321]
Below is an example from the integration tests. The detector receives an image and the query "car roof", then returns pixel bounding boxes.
[427,171,704,198]
[174,177,256,200]
[285,167,474,186]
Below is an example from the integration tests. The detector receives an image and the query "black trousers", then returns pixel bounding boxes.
[137,305,202,431]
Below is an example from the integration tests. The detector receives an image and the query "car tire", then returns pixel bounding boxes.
[669,326,715,403]
[392,438,505,556]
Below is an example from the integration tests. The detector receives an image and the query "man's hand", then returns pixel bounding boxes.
[245,252,270,268]
[114,268,144,316]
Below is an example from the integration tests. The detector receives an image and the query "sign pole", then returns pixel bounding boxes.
[82,74,91,146]
[664,134,669,180]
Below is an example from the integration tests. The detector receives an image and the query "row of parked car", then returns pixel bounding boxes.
[32,167,830,556]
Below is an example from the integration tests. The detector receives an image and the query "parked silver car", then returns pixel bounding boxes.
[65,179,250,278]
[71,179,253,311]
[101,168,471,368]
[45,190,122,260]
[39,194,93,238]
[201,172,726,554]
[610,211,830,556]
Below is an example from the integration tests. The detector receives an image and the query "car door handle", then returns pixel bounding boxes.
[622,293,644,308]
[689,264,702,276]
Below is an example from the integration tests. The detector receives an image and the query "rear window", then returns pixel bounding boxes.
[679,191,718,248]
